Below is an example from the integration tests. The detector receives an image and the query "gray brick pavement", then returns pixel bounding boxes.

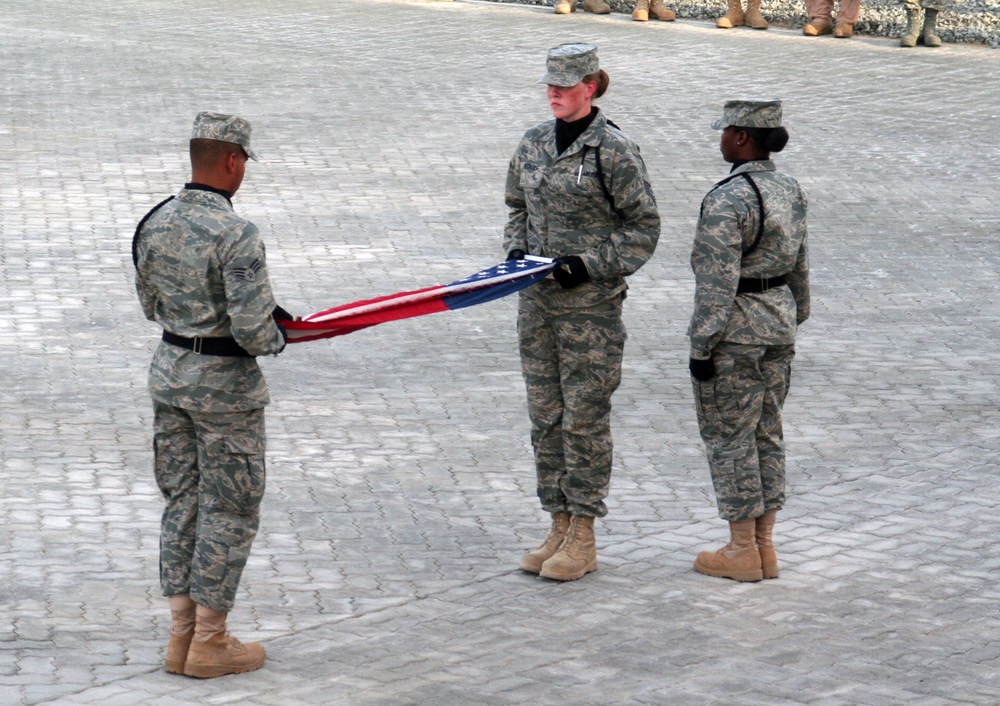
[2,0,1000,703]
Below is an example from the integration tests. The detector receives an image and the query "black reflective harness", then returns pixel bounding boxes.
[703,171,789,295]
[131,194,252,358]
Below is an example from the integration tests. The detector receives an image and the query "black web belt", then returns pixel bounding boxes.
[736,274,788,294]
[162,331,252,357]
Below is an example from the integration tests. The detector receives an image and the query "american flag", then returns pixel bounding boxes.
[279,256,555,343]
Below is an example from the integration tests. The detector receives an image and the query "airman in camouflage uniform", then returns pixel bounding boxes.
[133,112,288,678]
[899,0,953,47]
[688,100,809,583]
[505,44,660,582]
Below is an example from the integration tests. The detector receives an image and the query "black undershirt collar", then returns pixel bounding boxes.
[555,107,599,155]
[184,182,233,206]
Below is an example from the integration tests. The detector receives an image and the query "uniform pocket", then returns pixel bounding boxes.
[520,169,543,189]
[212,432,266,516]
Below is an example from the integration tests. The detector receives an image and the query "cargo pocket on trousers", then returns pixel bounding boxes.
[214,433,266,516]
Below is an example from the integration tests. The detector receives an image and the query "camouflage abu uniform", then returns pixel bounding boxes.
[505,46,660,519]
[689,102,809,523]
[134,113,287,612]
[900,0,951,10]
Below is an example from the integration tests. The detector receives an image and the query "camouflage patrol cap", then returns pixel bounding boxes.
[711,100,783,130]
[190,111,259,161]
[537,43,600,87]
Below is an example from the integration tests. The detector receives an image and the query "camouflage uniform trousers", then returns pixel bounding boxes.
[518,294,625,519]
[692,342,795,522]
[153,401,266,612]
[900,0,952,10]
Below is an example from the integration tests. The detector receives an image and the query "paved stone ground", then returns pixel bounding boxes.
[2,0,1000,704]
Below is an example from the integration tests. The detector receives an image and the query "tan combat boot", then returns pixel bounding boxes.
[632,0,650,21]
[649,0,676,20]
[803,20,832,35]
[165,594,196,675]
[583,0,612,13]
[755,511,779,579]
[183,604,266,679]
[833,22,853,37]
[743,0,768,29]
[921,8,942,47]
[694,519,763,582]
[540,515,598,581]
[899,8,921,47]
[716,0,743,28]
[519,512,571,573]
[554,0,576,13]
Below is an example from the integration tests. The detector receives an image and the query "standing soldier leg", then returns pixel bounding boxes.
[692,344,767,582]
[518,302,573,572]
[183,408,267,678]
[743,0,769,29]
[717,0,745,28]
[755,344,794,579]
[153,402,200,674]
[540,303,625,581]
[803,0,834,35]
[833,0,861,36]
[919,0,946,46]
[899,0,923,46]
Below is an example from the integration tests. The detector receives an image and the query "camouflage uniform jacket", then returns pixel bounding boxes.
[504,110,660,309]
[134,186,286,413]
[688,160,810,359]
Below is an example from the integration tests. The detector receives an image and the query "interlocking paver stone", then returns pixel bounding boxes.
[2,0,1000,704]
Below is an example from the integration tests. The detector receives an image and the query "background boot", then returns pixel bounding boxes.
[583,0,612,13]
[899,8,921,46]
[540,516,597,581]
[554,0,576,14]
[165,594,196,675]
[632,0,649,21]
[803,20,832,35]
[649,0,677,20]
[834,22,853,37]
[743,0,768,29]
[921,9,942,47]
[694,519,763,582]
[755,511,779,579]
[716,0,743,28]
[519,512,571,573]
[184,605,266,679]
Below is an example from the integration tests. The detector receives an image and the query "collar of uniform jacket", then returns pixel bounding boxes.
[183,182,234,207]
[543,108,612,161]
[724,159,776,180]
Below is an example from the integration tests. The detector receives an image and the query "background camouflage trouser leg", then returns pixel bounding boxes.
[692,343,794,522]
[153,401,266,612]
[900,0,953,10]
[518,296,625,518]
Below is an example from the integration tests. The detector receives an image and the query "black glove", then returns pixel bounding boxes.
[272,304,294,322]
[552,255,591,289]
[689,356,716,382]
[506,249,526,261]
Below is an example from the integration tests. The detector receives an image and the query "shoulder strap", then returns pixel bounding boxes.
[739,173,766,256]
[132,196,174,270]
[592,144,618,213]
[700,172,765,256]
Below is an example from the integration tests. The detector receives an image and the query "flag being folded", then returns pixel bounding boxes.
[279,256,556,343]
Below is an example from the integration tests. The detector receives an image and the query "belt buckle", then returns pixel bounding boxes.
[192,337,203,354]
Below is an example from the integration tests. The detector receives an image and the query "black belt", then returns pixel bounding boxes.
[162,331,252,357]
[737,274,788,294]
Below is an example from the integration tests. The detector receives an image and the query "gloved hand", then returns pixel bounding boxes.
[552,255,591,289]
[272,304,295,322]
[506,249,526,261]
[689,356,716,382]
